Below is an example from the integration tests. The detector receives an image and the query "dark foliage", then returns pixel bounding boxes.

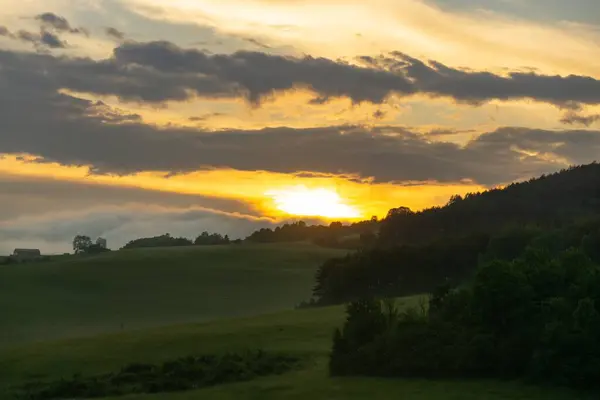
[245,219,378,249]
[379,163,600,246]
[314,209,600,305]
[330,229,600,390]
[121,233,193,249]
[16,351,300,399]
[313,233,490,305]
[84,244,111,255]
[72,235,93,254]
[0,256,13,265]
[194,232,230,245]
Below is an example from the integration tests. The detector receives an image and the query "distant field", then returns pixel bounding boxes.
[0,243,345,346]
[0,296,591,400]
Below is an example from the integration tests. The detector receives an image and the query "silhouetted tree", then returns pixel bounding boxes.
[73,235,93,254]
[122,234,193,249]
[194,232,230,245]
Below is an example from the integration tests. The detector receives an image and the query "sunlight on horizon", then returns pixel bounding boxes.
[266,186,362,219]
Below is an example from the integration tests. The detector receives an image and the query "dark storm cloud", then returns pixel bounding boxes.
[35,12,88,36]
[112,41,416,104]
[4,39,600,107]
[0,50,234,102]
[561,111,600,127]
[0,51,597,187]
[361,52,600,108]
[105,27,125,40]
[3,43,600,187]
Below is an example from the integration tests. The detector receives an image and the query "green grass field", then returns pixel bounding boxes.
[0,243,345,346]
[0,297,592,400]
[0,244,593,399]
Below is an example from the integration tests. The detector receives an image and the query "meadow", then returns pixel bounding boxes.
[0,296,592,399]
[0,244,593,399]
[0,243,344,346]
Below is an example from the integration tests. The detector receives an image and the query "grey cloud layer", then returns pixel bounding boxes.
[100,42,600,107]
[0,205,275,254]
[0,177,328,253]
[0,56,597,187]
[0,175,260,222]
[2,41,600,187]
[3,39,600,107]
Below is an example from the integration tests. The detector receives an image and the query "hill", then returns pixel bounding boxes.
[0,243,345,347]
[379,163,600,246]
[312,163,600,305]
[0,296,591,400]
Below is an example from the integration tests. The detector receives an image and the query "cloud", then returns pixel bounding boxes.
[39,31,67,48]
[123,0,600,80]
[561,111,600,127]
[0,62,595,187]
[241,36,271,49]
[0,26,14,38]
[0,204,277,254]
[15,30,39,44]
[9,29,67,50]
[35,12,88,36]
[105,27,126,40]
[2,40,600,189]
[111,41,415,104]
[188,112,225,122]
[361,52,600,109]
[4,39,600,108]
[0,174,261,222]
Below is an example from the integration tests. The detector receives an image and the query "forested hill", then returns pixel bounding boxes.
[379,163,600,246]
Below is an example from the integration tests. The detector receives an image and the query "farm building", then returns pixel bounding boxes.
[12,248,42,262]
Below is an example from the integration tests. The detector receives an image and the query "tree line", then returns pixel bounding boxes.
[245,219,378,249]
[312,162,600,305]
[322,162,600,391]
[330,218,600,390]
[121,232,236,250]
[378,163,600,246]
[71,219,380,254]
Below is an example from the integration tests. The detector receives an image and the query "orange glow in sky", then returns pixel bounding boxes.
[266,185,362,219]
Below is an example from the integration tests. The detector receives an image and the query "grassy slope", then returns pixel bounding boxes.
[0,296,591,400]
[0,243,345,346]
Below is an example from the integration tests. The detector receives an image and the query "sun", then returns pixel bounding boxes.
[266,185,361,219]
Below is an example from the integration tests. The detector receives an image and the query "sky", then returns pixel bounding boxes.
[1,0,600,253]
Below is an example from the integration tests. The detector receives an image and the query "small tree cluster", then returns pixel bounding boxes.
[245,220,378,249]
[73,235,110,254]
[121,234,193,250]
[194,232,230,245]
[330,242,600,389]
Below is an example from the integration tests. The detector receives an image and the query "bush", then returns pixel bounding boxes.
[330,245,600,390]
[16,351,301,399]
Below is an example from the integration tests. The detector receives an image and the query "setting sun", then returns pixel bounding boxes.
[266,186,362,219]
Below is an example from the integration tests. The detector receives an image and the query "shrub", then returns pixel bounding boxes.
[330,245,600,390]
[16,351,301,399]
